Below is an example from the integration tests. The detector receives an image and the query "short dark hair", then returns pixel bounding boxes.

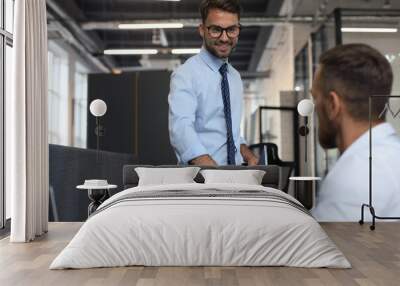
[318,43,393,121]
[199,0,242,23]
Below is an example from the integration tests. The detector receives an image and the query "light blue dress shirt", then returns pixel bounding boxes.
[168,47,246,165]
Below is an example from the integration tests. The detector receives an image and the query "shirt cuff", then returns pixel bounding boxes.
[180,144,209,164]
[240,136,247,145]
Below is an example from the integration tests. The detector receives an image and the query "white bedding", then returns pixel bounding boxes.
[50,183,351,269]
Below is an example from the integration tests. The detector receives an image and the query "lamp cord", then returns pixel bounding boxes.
[96,117,99,162]
[304,117,308,176]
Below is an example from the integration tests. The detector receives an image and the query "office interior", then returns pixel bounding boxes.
[1,0,400,285]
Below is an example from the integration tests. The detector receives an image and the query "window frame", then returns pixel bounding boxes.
[1,0,14,231]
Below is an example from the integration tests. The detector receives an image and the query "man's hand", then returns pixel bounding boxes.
[240,144,259,166]
[189,155,217,166]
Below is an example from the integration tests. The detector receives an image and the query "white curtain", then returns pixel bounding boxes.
[7,0,49,242]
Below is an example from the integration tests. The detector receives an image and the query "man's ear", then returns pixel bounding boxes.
[327,91,342,121]
[199,24,205,39]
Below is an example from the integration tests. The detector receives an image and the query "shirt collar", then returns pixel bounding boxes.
[340,122,397,158]
[199,47,228,73]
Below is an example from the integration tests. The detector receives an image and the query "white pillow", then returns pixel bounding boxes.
[135,167,201,186]
[200,169,266,185]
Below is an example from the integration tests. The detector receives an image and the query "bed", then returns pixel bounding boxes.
[50,165,350,269]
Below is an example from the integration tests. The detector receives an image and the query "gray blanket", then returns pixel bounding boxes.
[91,189,310,218]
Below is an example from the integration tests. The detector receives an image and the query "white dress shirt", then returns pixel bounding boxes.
[312,122,400,221]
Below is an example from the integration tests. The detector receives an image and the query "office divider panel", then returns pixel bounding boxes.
[88,71,177,165]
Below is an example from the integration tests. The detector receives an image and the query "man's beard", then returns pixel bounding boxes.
[318,113,338,149]
[204,38,235,59]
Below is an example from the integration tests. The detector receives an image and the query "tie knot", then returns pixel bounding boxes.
[219,63,228,75]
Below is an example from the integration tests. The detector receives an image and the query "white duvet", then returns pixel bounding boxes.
[50,183,351,269]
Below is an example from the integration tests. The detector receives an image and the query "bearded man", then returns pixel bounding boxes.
[311,43,400,221]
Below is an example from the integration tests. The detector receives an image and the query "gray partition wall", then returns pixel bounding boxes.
[87,70,177,165]
[49,144,137,221]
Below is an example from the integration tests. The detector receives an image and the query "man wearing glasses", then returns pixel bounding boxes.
[168,0,258,166]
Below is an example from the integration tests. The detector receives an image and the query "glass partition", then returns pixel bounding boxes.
[340,8,400,134]
[259,106,299,165]
[310,8,400,179]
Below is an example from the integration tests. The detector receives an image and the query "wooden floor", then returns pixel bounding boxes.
[0,222,399,286]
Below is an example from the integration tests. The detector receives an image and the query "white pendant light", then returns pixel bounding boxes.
[90,99,107,117]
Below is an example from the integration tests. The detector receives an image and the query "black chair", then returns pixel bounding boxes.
[249,143,296,193]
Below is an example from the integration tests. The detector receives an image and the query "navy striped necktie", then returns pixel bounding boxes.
[219,63,236,165]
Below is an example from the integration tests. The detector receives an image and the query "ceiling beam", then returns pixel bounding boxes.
[247,0,283,72]
[241,71,271,79]
[47,0,116,71]
[115,66,269,78]
[247,27,272,72]
[47,11,109,73]
[81,16,314,30]
[81,14,400,30]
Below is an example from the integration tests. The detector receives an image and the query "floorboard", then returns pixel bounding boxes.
[0,222,399,286]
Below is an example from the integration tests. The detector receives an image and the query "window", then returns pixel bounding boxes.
[48,41,89,148]
[4,44,11,220]
[0,26,4,231]
[1,0,14,229]
[294,44,309,92]
[48,46,69,145]
[5,0,12,33]
[73,64,88,148]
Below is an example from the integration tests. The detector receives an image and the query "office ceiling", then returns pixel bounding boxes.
[294,0,400,15]
[48,0,284,73]
[48,0,400,73]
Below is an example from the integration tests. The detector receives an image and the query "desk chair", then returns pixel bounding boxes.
[249,143,295,193]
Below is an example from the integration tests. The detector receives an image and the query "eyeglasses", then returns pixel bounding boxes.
[206,25,241,39]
